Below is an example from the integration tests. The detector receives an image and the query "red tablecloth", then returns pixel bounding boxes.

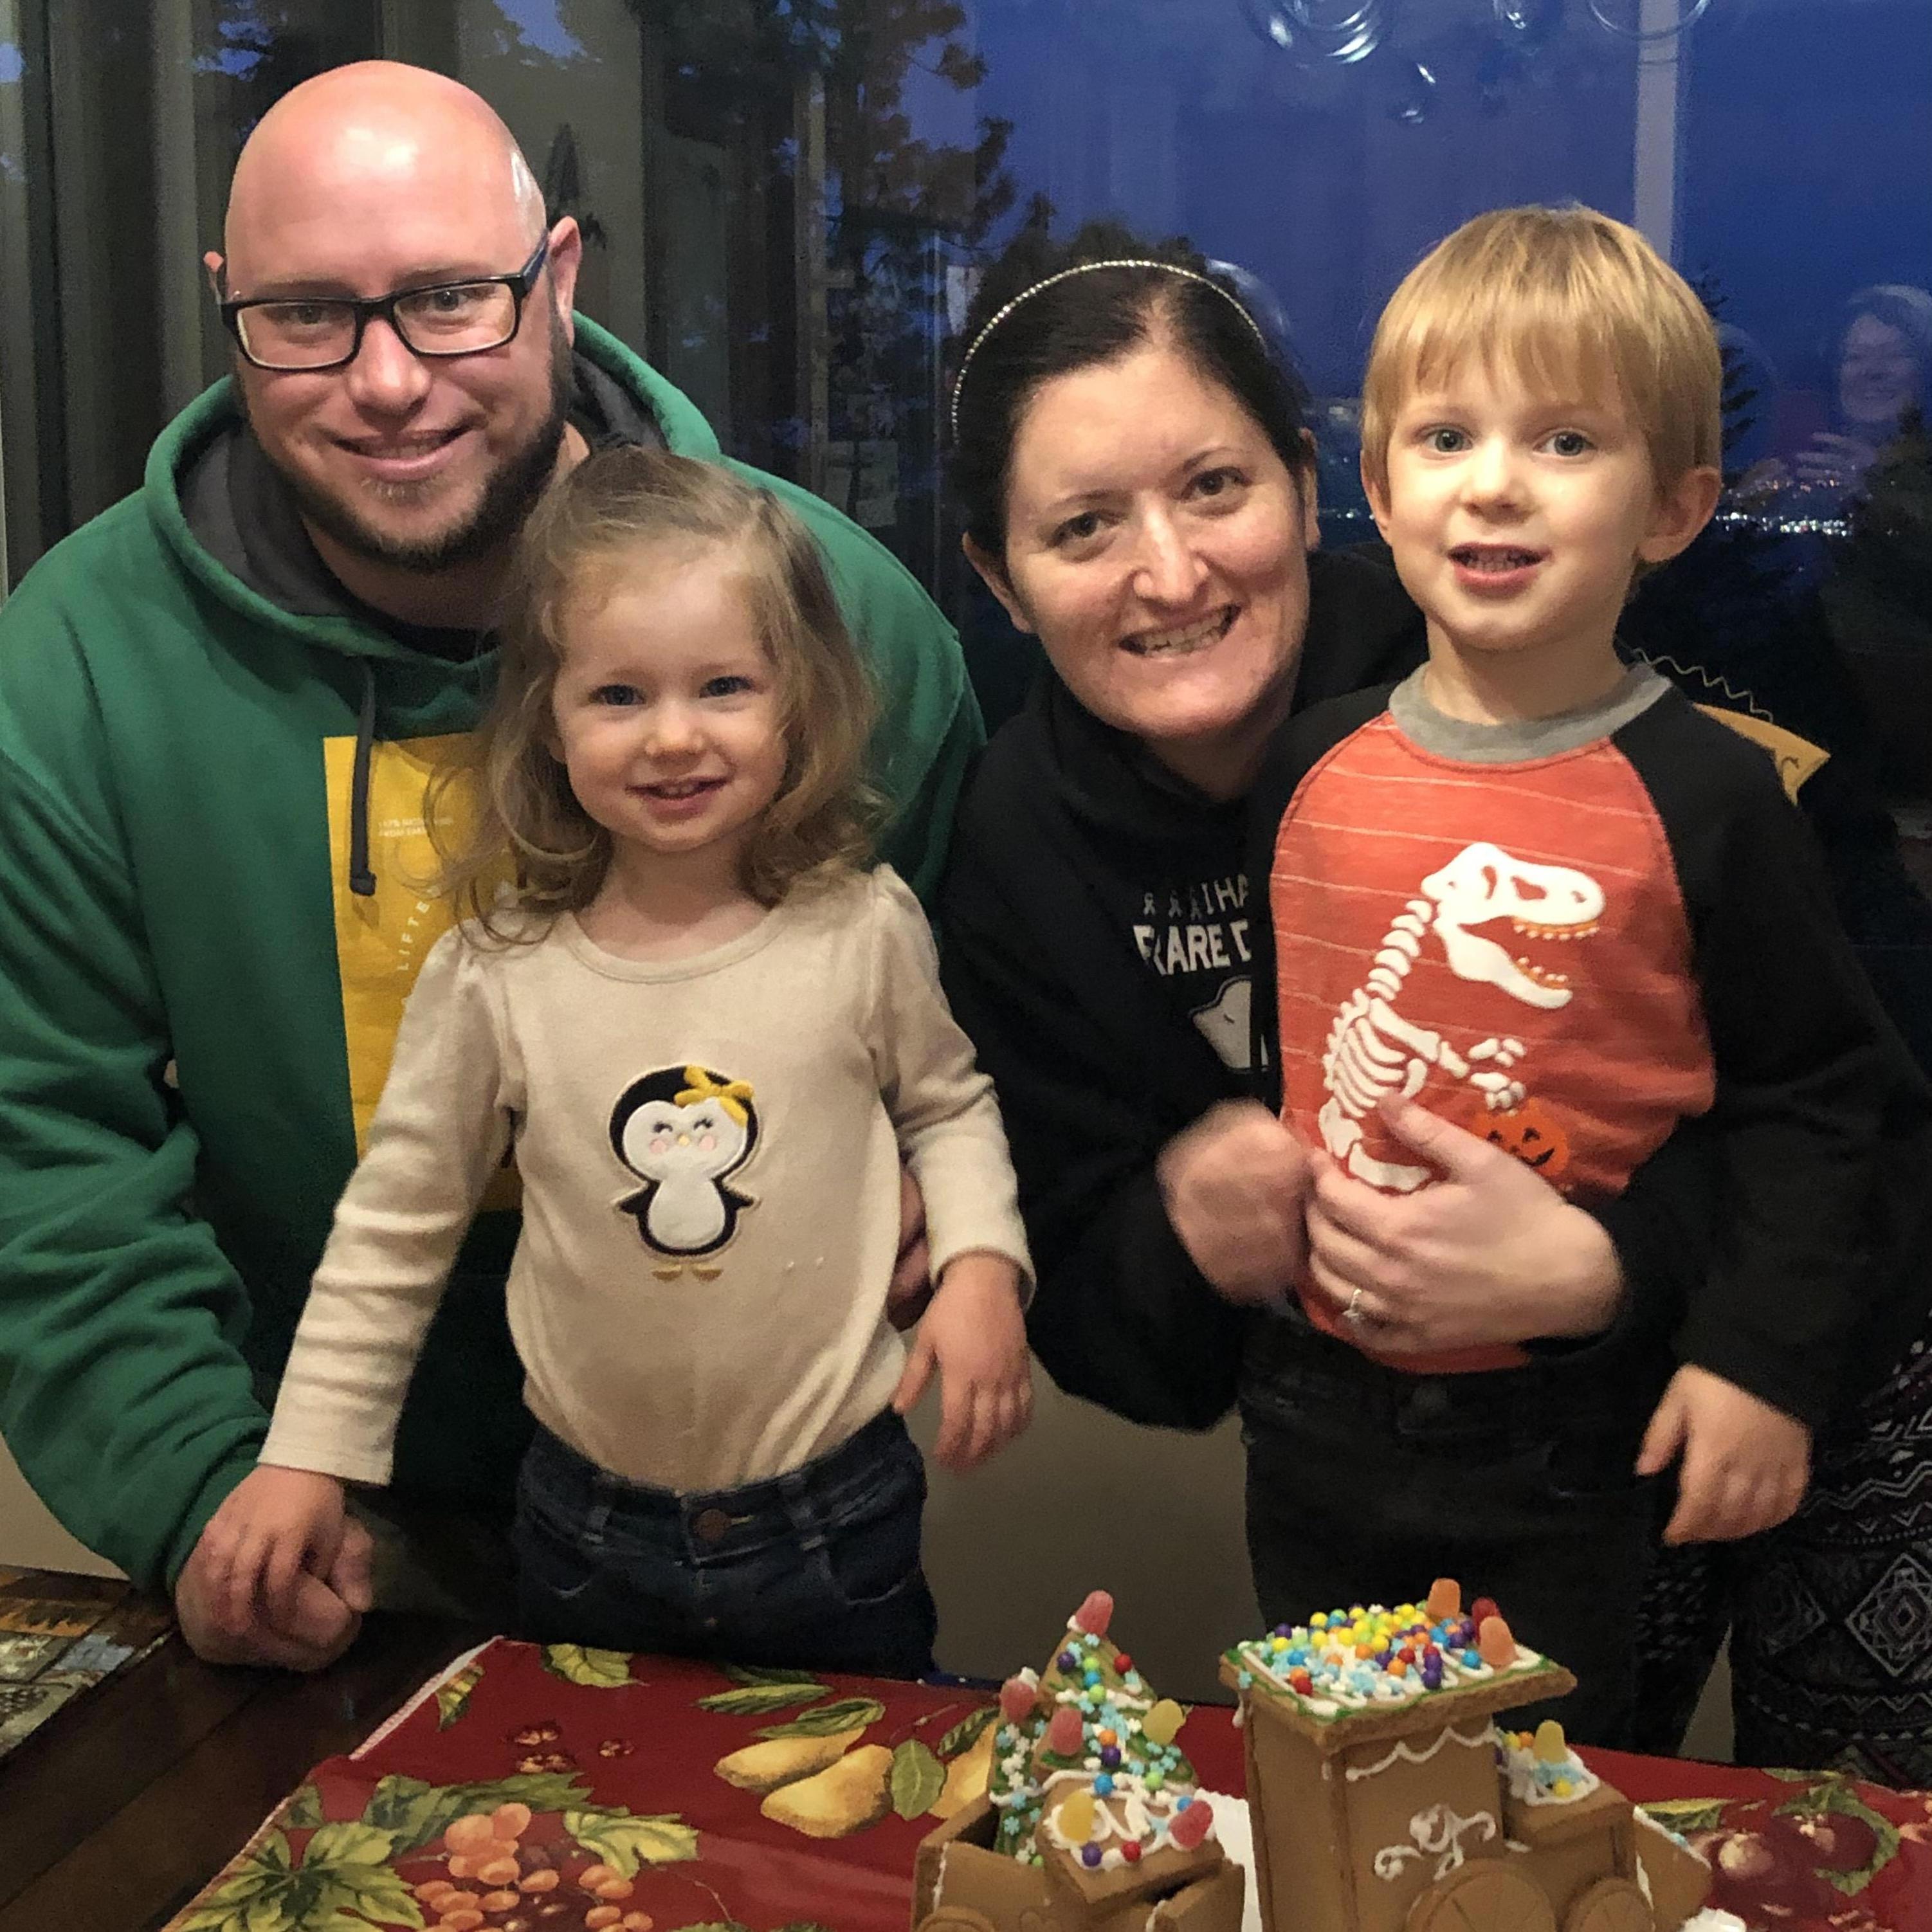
[164,1639,1932,1931]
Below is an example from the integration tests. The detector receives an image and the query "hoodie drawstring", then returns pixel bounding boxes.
[349,661,377,897]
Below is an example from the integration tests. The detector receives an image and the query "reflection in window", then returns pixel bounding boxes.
[5,0,1928,959]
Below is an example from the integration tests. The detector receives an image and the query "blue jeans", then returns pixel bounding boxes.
[1239,1312,1670,1748]
[511,1407,938,1679]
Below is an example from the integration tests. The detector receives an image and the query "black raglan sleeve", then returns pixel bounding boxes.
[938,747,1250,1432]
[1618,696,1932,1426]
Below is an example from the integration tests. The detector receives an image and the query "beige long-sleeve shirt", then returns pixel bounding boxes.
[261,866,1030,1493]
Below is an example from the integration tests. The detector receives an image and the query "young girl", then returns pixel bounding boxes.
[203,446,1033,1678]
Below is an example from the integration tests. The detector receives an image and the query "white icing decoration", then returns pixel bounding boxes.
[1346,1721,1495,1782]
[1033,1765,1216,1872]
[1371,1805,1497,1883]
[1636,1807,1711,1866]
[1497,1731,1600,1806]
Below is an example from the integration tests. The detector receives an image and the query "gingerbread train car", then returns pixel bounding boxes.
[1221,1579,1717,1932]
[912,1592,1245,1932]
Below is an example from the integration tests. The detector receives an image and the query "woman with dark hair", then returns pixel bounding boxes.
[935,221,1713,1743]
[1745,282,1932,510]
[938,217,1932,1773]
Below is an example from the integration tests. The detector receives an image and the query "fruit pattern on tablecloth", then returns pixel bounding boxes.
[161,1639,1932,1932]
[163,1639,1004,1932]
[1637,1767,1932,1932]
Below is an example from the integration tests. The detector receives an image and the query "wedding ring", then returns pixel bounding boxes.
[1344,1286,1369,1324]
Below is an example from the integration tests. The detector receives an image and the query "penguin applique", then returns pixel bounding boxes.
[610,1064,759,1279]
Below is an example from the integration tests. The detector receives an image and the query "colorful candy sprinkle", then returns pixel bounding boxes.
[1142,1699,1185,1747]
[1169,1796,1214,1850]
[1057,1787,1096,1843]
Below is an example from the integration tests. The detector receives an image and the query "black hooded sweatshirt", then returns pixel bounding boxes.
[940,549,1732,1429]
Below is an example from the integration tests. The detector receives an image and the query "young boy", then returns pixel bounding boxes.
[1246,205,1926,1743]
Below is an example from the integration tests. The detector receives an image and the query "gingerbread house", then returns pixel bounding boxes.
[911,1593,1244,1932]
[1221,1582,1714,1932]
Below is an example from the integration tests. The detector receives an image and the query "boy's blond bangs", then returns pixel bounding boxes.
[1360,206,1722,497]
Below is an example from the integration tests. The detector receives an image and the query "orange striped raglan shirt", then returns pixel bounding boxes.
[1250,662,1901,1412]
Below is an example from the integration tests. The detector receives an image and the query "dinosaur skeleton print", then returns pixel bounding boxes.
[1318,840,1602,1192]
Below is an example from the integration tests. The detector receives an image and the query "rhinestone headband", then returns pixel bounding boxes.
[948,259,1272,442]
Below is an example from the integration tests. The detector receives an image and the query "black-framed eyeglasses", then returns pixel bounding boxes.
[217,235,551,372]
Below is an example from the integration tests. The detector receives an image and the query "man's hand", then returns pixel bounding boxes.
[885,1167,933,1331]
[1637,1365,1812,1545]
[891,1250,1032,1474]
[1304,1097,1621,1349]
[1157,1100,1311,1306]
[178,1468,374,1670]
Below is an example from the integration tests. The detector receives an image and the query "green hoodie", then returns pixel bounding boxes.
[0,319,981,1590]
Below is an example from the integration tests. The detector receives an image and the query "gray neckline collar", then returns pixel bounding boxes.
[1387,659,1670,763]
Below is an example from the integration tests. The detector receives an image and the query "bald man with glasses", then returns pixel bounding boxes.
[0,62,979,1668]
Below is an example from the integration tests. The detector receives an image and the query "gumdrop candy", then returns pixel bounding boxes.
[1142,1699,1185,1747]
[1071,1590,1115,1637]
[999,1675,1037,1725]
[1426,1578,1461,1621]
[1470,1595,1500,1630]
[1046,1704,1085,1756]
[1056,1787,1097,1845]
[1477,1614,1517,1668]
[1533,1719,1568,1764]
[1169,1798,1214,1850]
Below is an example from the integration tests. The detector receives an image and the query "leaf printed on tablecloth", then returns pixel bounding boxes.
[889,1739,946,1819]
[935,1704,997,1759]
[754,1695,886,1739]
[281,1782,325,1829]
[562,1807,700,1875]
[435,1657,484,1728]
[363,1770,593,1854]
[172,1823,428,1932]
[543,1643,634,1687]
[695,1679,832,1717]
[1641,1798,1733,1837]
[169,1830,298,1931]
[720,1663,827,1686]
[1771,1777,1903,1897]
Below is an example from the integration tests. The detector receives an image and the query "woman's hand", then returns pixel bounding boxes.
[1790,430,1881,495]
[1304,1097,1622,1351]
[1157,1100,1311,1306]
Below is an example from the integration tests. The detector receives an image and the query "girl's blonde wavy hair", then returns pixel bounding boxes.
[433,445,880,940]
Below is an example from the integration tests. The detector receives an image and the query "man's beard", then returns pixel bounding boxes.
[248,314,574,575]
